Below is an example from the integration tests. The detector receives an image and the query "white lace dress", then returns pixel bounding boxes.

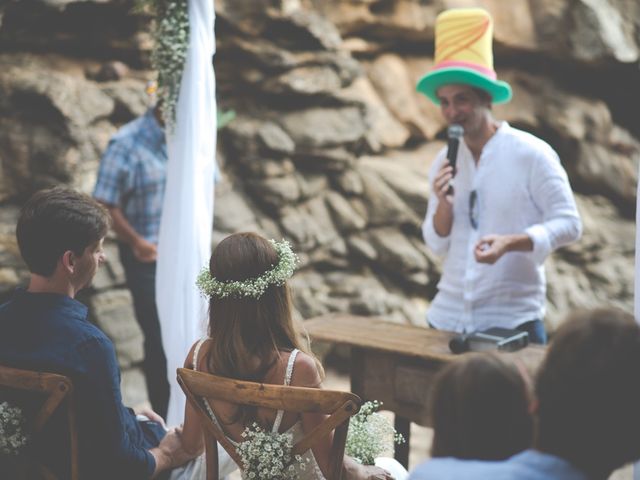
[170,343,325,480]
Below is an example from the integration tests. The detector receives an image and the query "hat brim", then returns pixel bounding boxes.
[416,67,512,105]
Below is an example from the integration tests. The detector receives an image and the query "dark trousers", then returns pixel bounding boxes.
[515,319,547,345]
[118,243,170,419]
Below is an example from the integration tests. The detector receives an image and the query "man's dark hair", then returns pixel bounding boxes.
[536,308,640,478]
[16,187,110,276]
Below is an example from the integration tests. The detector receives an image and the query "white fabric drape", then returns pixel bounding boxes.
[636,166,640,323]
[634,159,640,480]
[157,0,216,426]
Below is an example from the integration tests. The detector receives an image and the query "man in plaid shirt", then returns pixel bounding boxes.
[93,105,170,418]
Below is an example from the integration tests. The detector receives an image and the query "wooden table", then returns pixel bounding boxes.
[305,314,546,468]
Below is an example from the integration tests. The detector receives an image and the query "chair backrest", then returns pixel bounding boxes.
[177,367,361,480]
[0,365,78,480]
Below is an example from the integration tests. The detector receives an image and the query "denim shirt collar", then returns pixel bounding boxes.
[513,450,588,479]
[12,288,88,320]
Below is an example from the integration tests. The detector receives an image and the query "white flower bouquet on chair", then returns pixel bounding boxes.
[346,401,405,465]
[237,422,309,479]
[0,401,28,456]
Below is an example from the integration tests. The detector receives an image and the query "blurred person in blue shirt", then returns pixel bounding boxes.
[93,104,171,419]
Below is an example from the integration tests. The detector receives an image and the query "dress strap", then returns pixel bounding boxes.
[192,337,209,371]
[284,349,299,387]
[272,349,299,433]
[202,399,240,447]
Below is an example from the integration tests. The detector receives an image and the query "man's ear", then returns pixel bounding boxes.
[60,250,75,274]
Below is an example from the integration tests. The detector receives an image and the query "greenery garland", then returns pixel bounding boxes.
[137,0,189,129]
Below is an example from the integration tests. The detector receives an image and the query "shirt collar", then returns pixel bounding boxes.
[13,288,89,318]
[459,121,510,162]
[484,120,509,148]
[513,450,587,479]
[496,120,510,135]
[472,120,510,160]
[143,108,165,149]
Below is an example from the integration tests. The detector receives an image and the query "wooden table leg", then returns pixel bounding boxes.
[394,416,410,469]
[350,347,365,398]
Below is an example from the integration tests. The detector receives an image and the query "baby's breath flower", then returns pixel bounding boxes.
[236,423,310,479]
[0,402,28,456]
[345,400,405,465]
[196,239,299,300]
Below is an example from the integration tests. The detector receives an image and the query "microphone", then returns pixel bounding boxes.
[449,328,530,354]
[449,333,470,354]
[446,124,464,194]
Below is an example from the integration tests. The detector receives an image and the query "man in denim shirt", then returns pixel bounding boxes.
[0,188,186,479]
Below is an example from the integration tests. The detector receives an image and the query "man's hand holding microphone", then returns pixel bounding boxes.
[432,124,463,237]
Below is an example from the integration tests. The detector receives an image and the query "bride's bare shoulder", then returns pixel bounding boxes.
[290,350,323,388]
[184,337,210,369]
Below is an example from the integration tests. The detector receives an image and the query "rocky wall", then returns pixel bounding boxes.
[0,0,639,389]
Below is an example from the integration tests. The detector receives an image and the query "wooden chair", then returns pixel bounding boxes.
[0,365,78,480]
[177,368,362,480]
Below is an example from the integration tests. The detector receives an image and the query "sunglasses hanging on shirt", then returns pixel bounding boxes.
[469,190,479,229]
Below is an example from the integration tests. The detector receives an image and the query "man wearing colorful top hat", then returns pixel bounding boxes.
[417,8,581,343]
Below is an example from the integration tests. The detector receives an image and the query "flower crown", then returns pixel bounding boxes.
[196,239,299,299]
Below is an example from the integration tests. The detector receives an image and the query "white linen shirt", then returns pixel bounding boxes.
[422,122,582,332]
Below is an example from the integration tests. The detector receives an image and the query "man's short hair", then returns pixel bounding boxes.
[536,308,640,477]
[16,187,110,276]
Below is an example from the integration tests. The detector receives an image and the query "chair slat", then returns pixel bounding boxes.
[0,366,67,393]
[33,382,70,431]
[291,400,358,455]
[178,375,245,467]
[179,369,359,413]
[204,433,219,480]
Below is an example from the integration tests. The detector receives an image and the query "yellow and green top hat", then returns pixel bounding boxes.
[416,8,512,105]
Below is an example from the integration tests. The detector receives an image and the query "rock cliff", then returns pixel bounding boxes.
[0,0,638,387]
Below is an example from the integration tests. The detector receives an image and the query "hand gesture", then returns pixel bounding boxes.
[134,406,166,428]
[360,465,395,480]
[474,234,509,264]
[344,457,395,480]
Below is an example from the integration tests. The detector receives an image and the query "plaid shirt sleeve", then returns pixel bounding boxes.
[93,137,134,207]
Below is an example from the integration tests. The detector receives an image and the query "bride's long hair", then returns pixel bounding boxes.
[205,232,323,422]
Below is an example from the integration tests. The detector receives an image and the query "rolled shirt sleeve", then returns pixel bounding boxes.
[78,336,157,478]
[524,147,582,265]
